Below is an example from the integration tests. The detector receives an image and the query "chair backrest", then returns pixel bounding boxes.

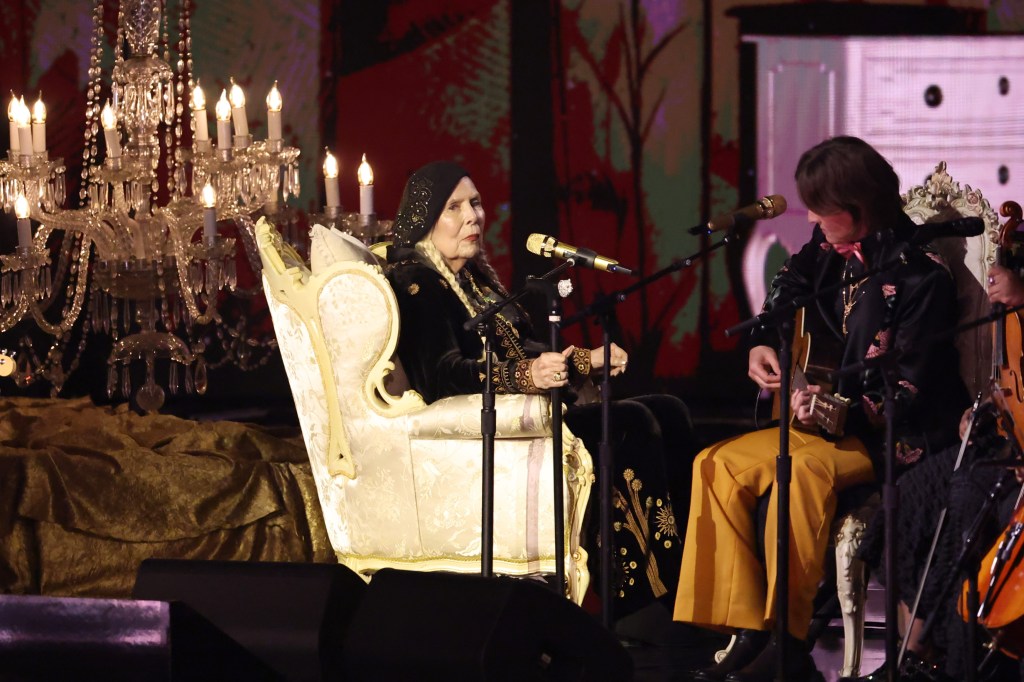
[258,220,424,480]
[902,161,1001,396]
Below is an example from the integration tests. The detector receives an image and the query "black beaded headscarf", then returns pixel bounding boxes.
[391,161,470,249]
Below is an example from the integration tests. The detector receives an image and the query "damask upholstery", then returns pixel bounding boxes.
[256,219,593,603]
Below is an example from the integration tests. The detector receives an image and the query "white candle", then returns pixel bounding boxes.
[191,82,209,142]
[266,81,282,142]
[8,94,20,154]
[100,101,121,158]
[357,153,374,216]
[31,95,45,154]
[323,150,340,209]
[14,193,31,248]
[15,97,32,157]
[215,90,232,151]
[228,79,248,138]
[201,181,217,244]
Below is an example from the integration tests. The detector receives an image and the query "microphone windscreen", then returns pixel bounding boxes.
[525,233,549,256]
[763,194,787,217]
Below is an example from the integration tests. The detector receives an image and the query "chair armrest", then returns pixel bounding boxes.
[406,393,553,439]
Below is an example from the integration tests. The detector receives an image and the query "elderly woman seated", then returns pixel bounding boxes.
[383,160,698,617]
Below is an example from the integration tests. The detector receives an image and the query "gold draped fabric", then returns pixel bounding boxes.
[0,396,333,598]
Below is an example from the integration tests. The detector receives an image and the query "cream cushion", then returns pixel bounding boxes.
[309,223,377,274]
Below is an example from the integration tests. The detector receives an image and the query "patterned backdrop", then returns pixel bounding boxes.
[0,0,1021,410]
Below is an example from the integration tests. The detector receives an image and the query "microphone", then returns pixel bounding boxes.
[526,234,635,276]
[691,195,787,235]
[910,216,985,245]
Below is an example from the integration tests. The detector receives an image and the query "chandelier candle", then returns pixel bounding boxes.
[190,83,210,152]
[324,150,340,217]
[14,194,30,249]
[228,79,249,148]
[358,153,374,217]
[7,94,19,155]
[266,82,282,151]
[100,102,121,162]
[215,90,232,155]
[15,97,32,163]
[201,182,217,245]
[31,96,45,155]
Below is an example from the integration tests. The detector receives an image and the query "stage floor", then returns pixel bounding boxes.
[621,579,886,682]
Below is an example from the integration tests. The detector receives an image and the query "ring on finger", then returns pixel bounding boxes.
[553,371,562,381]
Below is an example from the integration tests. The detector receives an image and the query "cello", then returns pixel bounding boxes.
[961,200,1024,657]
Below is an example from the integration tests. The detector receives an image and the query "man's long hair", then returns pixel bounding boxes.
[795,135,904,232]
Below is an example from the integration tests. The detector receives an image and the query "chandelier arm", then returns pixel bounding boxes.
[29,239,92,336]
[163,209,213,325]
[104,210,150,260]
[30,226,73,307]
[231,215,264,275]
[159,204,204,255]
[0,298,32,334]
[36,210,117,258]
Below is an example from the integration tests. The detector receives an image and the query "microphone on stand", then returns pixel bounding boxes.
[691,195,788,235]
[909,216,986,245]
[526,233,636,276]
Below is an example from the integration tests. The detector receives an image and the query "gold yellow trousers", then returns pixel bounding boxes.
[673,427,874,639]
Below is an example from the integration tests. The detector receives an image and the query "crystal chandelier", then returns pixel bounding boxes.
[0,0,303,412]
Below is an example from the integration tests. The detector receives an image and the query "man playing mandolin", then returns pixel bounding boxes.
[674,136,971,682]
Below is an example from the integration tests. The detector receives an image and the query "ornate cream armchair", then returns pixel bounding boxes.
[255,219,593,604]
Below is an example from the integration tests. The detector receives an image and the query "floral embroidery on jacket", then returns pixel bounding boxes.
[896,441,924,465]
[898,379,918,394]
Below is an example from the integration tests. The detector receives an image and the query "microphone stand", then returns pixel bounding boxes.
[463,261,574,587]
[560,232,733,629]
[476,318,496,577]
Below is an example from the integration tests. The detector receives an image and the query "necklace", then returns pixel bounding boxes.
[462,270,527,360]
[841,273,864,337]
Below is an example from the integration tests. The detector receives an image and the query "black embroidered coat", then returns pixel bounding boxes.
[386,251,574,404]
[752,214,971,470]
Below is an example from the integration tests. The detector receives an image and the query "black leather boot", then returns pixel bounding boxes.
[686,629,770,682]
[723,632,824,682]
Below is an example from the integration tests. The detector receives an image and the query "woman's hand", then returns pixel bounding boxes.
[791,385,822,426]
[988,265,1024,307]
[531,351,569,390]
[587,342,628,376]
[748,345,781,390]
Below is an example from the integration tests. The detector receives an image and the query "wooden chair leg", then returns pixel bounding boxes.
[835,512,869,678]
[715,634,737,663]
